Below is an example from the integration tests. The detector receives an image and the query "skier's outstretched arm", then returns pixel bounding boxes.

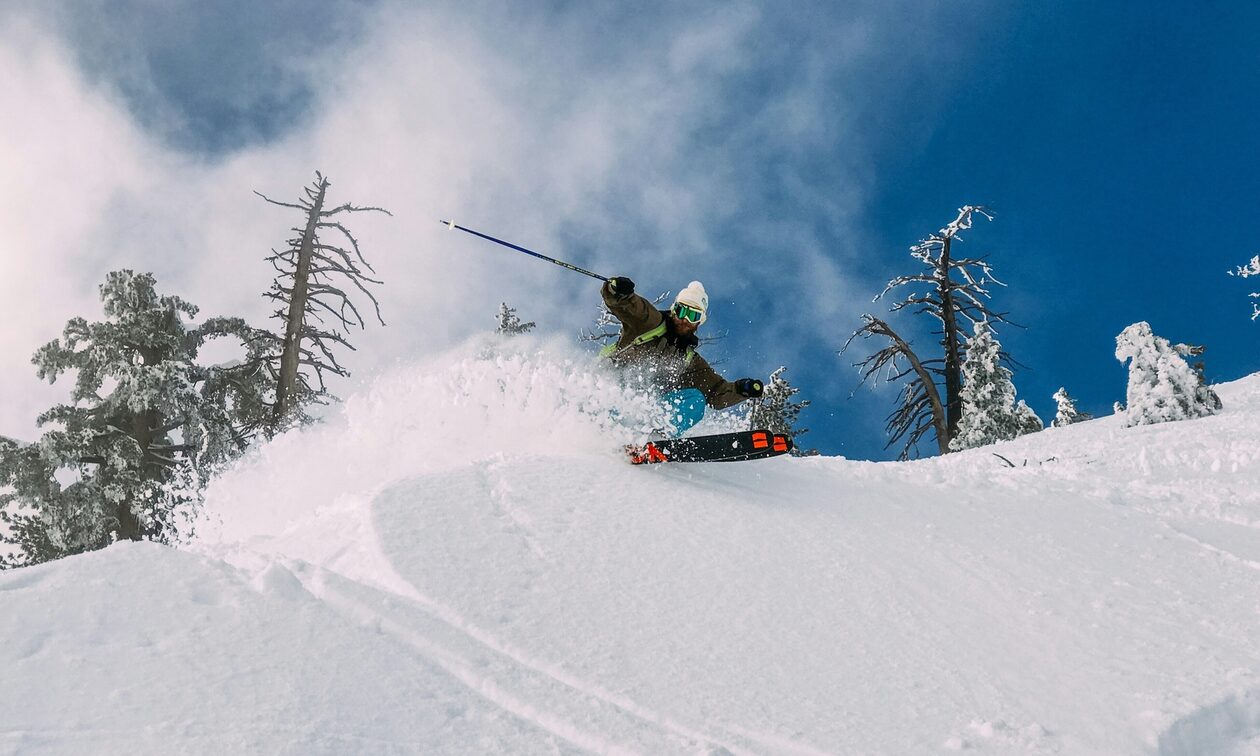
[687,354,763,410]
[601,277,662,336]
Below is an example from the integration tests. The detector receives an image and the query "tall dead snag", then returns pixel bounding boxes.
[842,206,1016,459]
[252,172,391,430]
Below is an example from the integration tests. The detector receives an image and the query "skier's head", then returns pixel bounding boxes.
[670,281,708,332]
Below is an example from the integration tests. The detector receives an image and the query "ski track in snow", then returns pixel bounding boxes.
[295,564,806,756]
[256,451,828,754]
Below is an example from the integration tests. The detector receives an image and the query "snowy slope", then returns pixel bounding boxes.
[3,338,1259,755]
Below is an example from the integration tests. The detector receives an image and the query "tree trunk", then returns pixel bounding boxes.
[938,235,963,446]
[117,339,170,542]
[879,317,950,456]
[274,177,329,422]
[114,409,151,542]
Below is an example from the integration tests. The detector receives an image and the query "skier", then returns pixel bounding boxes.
[599,276,764,434]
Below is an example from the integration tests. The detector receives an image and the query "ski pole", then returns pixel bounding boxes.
[439,219,608,282]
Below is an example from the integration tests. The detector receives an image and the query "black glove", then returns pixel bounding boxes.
[735,378,764,398]
[608,276,635,298]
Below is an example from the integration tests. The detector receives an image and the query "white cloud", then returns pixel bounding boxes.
[0,1,901,439]
[0,17,169,432]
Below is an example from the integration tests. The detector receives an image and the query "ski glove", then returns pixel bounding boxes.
[608,276,635,298]
[735,378,765,398]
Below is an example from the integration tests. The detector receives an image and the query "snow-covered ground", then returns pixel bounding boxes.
[2,338,1259,755]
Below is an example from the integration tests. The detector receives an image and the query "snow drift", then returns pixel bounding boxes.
[3,338,1260,755]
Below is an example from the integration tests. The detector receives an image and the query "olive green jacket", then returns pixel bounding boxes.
[599,281,746,410]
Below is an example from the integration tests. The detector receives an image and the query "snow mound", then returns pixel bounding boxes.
[1158,687,1260,756]
[913,372,1260,526]
[0,542,573,755]
[7,348,1260,754]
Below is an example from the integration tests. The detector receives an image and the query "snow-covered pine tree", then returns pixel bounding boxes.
[1115,322,1221,427]
[496,303,536,336]
[1230,254,1260,321]
[1052,387,1092,427]
[0,271,257,568]
[949,320,1037,451]
[745,366,812,450]
[249,172,390,436]
[1015,400,1043,435]
[1172,342,1224,412]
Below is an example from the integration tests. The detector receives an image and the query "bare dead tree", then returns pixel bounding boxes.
[252,172,391,429]
[842,206,1018,458]
[843,315,948,458]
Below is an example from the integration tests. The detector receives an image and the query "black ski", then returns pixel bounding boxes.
[627,429,793,465]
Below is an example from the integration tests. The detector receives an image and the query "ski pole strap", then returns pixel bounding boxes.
[440,220,608,281]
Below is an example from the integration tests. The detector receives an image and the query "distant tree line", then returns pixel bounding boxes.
[843,205,1226,460]
[0,172,388,568]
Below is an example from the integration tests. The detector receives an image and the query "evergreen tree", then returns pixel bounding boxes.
[1230,254,1260,321]
[1173,342,1224,412]
[495,303,536,336]
[1015,400,1044,436]
[1052,387,1092,427]
[248,172,390,435]
[745,366,812,451]
[949,321,1037,451]
[0,271,256,567]
[1115,322,1221,427]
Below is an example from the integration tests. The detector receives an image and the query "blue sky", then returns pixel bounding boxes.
[3,0,1257,460]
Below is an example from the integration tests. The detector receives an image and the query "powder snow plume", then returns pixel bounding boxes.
[193,336,669,582]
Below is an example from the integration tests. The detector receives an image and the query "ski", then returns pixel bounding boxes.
[626,429,793,465]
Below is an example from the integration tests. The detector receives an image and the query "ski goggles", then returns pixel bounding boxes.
[672,302,704,324]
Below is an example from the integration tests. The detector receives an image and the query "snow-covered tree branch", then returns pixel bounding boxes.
[1230,254,1260,321]
[842,315,948,459]
[496,303,536,336]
